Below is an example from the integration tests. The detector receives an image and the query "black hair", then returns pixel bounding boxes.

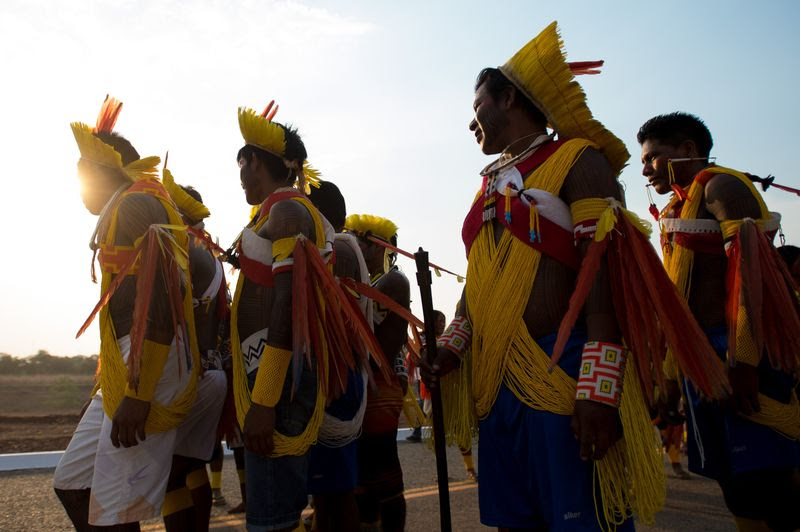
[179,184,203,204]
[475,67,547,125]
[308,180,347,232]
[777,245,800,268]
[433,310,446,321]
[94,131,140,165]
[236,123,307,186]
[637,112,713,158]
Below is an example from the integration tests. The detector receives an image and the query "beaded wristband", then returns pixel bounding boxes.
[575,341,626,407]
[436,316,472,357]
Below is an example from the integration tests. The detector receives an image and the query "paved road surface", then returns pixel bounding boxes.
[0,440,734,531]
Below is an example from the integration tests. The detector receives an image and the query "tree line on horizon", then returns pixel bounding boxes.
[0,350,98,375]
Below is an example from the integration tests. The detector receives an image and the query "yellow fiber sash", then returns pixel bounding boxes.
[98,183,200,433]
[463,139,664,524]
[662,166,799,439]
[663,166,769,300]
[230,193,327,457]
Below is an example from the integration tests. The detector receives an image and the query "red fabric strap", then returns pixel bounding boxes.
[238,252,274,286]
[461,139,579,270]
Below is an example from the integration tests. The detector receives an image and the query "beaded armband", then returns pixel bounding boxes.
[575,341,626,408]
[436,316,472,357]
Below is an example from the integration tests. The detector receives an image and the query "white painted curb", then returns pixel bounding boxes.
[0,427,422,472]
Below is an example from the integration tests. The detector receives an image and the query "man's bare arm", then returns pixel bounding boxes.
[561,147,622,345]
[561,147,623,461]
[109,193,171,447]
[244,199,315,456]
[705,173,764,415]
[263,200,316,350]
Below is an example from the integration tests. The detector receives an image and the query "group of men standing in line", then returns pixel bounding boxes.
[52,20,800,532]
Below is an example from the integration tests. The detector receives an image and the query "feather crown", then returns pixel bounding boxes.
[344,214,398,242]
[499,21,629,175]
[71,95,160,182]
[237,103,321,193]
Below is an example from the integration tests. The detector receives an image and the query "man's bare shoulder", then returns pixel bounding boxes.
[264,199,314,240]
[188,240,217,275]
[704,173,762,221]
[560,147,620,204]
[332,238,360,280]
[114,193,168,246]
[377,269,411,305]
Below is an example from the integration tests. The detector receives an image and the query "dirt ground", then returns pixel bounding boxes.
[0,375,737,531]
[0,374,93,453]
[0,443,735,532]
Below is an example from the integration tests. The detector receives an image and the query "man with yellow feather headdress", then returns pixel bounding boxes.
[229,103,384,532]
[54,97,204,529]
[344,214,411,532]
[423,22,730,530]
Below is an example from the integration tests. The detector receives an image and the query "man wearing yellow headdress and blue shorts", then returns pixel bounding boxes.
[423,22,733,531]
[54,97,203,529]
[229,104,340,532]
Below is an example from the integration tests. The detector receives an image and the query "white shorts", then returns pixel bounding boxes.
[53,335,192,526]
[174,369,227,461]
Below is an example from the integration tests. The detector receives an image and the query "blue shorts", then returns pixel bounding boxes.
[684,328,800,480]
[308,367,363,495]
[478,331,634,531]
[245,358,317,532]
[308,440,358,495]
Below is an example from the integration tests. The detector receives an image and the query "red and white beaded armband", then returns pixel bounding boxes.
[436,316,472,357]
[575,341,626,408]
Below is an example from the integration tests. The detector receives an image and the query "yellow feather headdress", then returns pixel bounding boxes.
[71,96,160,182]
[162,167,210,222]
[344,214,398,242]
[238,104,321,193]
[499,21,629,175]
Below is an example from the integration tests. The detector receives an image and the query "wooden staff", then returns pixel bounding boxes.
[413,247,452,532]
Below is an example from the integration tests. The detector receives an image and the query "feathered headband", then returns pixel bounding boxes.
[238,101,320,193]
[344,214,399,242]
[162,164,210,223]
[71,96,160,182]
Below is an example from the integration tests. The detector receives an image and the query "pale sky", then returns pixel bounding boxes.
[1,0,798,356]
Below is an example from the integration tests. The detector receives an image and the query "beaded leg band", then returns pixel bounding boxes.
[575,341,626,407]
[436,316,472,357]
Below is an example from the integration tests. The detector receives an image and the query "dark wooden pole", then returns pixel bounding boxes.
[414,247,452,532]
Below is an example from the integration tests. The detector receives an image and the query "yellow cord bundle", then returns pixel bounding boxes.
[662,166,800,439]
[230,194,330,456]
[98,185,200,434]
[460,138,664,525]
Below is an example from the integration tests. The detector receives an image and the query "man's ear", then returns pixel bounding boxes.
[498,85,516,111]
[679,139,699,159]
[248,151,260,170]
